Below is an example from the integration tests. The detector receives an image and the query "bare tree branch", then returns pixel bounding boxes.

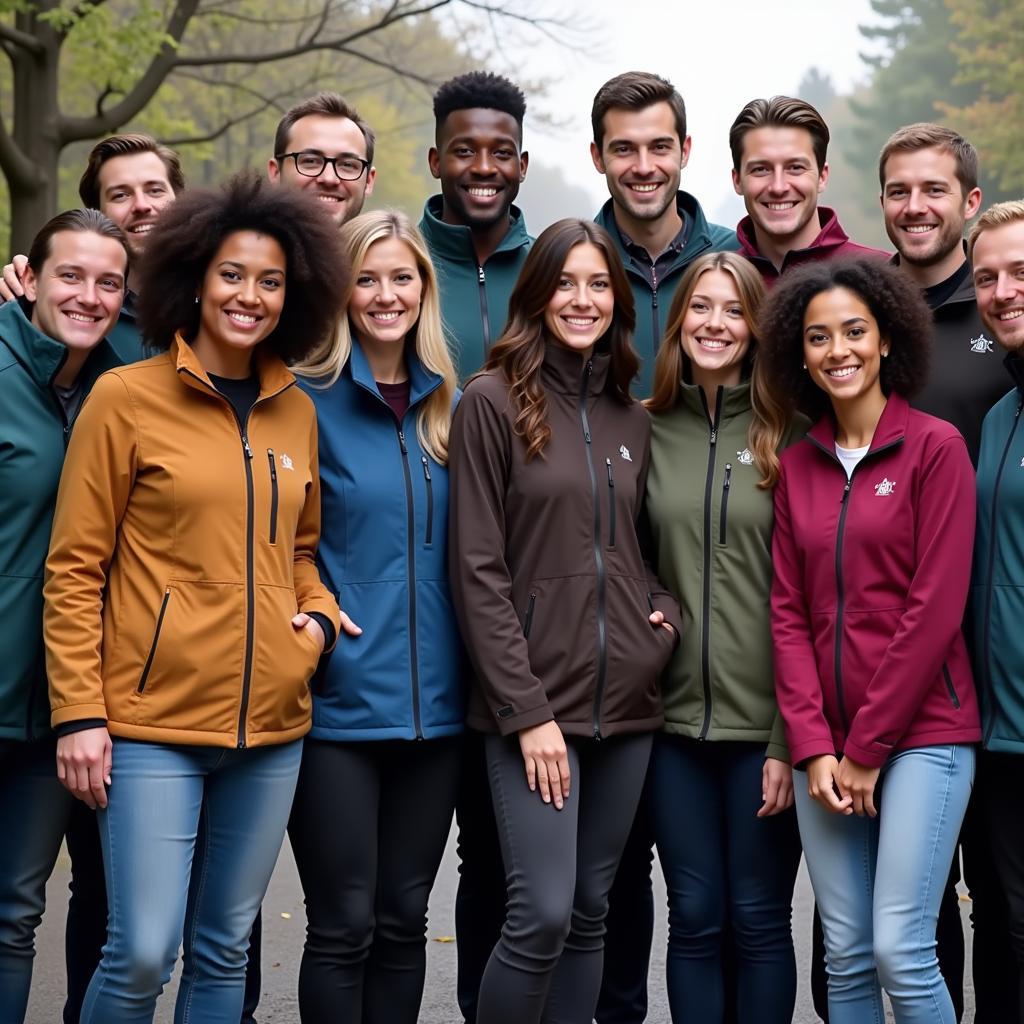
[334,46,438,87]
[0,109,37,191]
[299,1,332,47]
[0,21,46,54]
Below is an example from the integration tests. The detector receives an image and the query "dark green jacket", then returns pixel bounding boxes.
[419,195,532,381]
[646,380,807,760]
[107,291,149,364]
[594,191,738,398]
[0,301,121,740]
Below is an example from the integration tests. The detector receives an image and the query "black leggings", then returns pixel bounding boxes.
[478,731,653,1024]
[287,737,460,1024]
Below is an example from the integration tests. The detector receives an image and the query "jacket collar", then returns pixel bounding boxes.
[0,297,121,390]
[419,194,532,265]
[1004,352,1024,395]
[595,190,716,269]
[540,338,612,397]
[736,206,851,266]
[890,242,976,310]
[173,333,295,400]
[807,391,910,457]
[347,337,444,408]
[676,378,752,422]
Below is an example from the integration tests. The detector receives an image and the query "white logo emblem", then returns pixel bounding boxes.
[1020,456,1024,468]
[619,445,632,462]
[280,453,295,470]
[736,448,754,466]
[874,477,896,496]
[970,333,994,354]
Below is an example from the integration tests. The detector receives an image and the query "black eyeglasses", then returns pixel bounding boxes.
[275,151,371,181]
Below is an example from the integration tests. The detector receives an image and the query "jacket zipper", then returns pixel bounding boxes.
[719,463,732,545]
[605,458,616,547]
[137,589,172,693]
[421,455,434,546]
[578,360,607,738]
[981,400,1022,744]
[477,264,491,354]
[697,387,723,739]
[523,592,536,639]
[942,663,961,710]
[650,264,659,364]
[397,426,424,738]
[267,449,279,545]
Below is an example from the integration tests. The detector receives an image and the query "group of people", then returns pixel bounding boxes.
[1,64,1023,1024]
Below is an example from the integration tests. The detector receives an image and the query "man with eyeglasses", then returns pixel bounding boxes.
[268,91,376,226]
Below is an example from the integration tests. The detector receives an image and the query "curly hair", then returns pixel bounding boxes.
[483,218,637,461]
[758,258,933,420]
[433,72,526,137]
[135,170,349,363]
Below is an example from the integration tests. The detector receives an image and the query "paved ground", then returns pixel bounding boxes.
[27,832,975,1022]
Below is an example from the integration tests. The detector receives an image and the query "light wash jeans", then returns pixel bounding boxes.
[80,738,302,1024]
[795,744,975,1024]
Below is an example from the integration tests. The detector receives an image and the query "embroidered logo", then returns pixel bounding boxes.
[1020,456,1024,468]
[280,453,295,470]
[874,477,896,496]
[736,447,754,466]
[970,333,995,354]
[619,445,632,462]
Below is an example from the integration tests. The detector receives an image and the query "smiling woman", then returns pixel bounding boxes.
[42,172,348,1024]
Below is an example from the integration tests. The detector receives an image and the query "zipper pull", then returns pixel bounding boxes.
[241,435,253,459]
[477,265,486,285]
[398,430,408,455]
[841,478,851,502]
[606,457,614,485]
[420,454,431,480]
[723,464,731,489]
[709,428,717,445]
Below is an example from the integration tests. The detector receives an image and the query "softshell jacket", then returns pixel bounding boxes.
[647,381,807,760]
[595,192,738,397]
[449,342,682,738]
[419,195,532,380]
[736,207,889,284]
[898,252,1007,464]
[44,336,340,748]
[771,394,980,768]
[0,300,120,741]
[107,292,149,364]
[972,355,1024,754]
[300,342,467,741]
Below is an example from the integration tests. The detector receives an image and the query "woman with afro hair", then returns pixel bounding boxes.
[759,256,981,1024]
[43,171,345,1023]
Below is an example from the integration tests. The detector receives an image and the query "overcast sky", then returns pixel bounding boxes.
[509,0,883,225]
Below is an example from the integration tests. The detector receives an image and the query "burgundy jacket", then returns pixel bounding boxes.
[736,207,889,284]
[771,394,981,768]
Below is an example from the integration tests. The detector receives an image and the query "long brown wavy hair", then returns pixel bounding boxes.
[646,251,790,488]
[484,218,638,461]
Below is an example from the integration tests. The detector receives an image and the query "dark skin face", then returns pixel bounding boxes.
[428,107,528,261]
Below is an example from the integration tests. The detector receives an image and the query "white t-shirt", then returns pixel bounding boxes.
[835,442,870,479]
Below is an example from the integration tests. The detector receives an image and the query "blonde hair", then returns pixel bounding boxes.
[646,251,789,489]
[295,210,457,464]
[968,199,1024,262]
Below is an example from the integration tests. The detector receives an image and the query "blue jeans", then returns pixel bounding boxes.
[649,736,802,1024]
[80,738,302,1024]
[795,744,975,1024]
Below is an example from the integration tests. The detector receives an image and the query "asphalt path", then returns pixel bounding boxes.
[27,829,975,1022]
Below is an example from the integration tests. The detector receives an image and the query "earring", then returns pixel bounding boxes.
[194,295,200,304]
[802,362,807,370]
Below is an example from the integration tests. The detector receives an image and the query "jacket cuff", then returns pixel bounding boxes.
[307,612,336,653]
[300,597,341,653]
[51,702,108,729]
[492,701,555,737]
[788,737,837,769]
[842,737,891,769]
[765,740,791,764]
[54,718,107,738]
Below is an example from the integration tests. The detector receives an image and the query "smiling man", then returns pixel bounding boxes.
[419,71,532,381]
[268,91,376,226]
[591,71,737,397]
[731,96,886,283]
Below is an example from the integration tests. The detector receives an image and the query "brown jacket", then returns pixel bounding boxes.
[44,337,340,748]
[449,342,682,738]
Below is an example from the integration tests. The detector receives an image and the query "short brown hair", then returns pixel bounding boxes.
[27,208,130,275]
[79,134,185,209]
[968,199,1024,262]
[591,71,686,151]
[879,123,979,195]
[273,91,375,166]
[729,96,829,172]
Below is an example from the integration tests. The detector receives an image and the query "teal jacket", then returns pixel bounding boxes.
[419,195,532,381]
[646,380,807,760]
[0,301,121,740]
[973,354,1024,753]
[107,291,149,364]
[594,192,738,397]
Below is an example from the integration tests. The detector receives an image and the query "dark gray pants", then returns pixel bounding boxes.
[477,731,652,1024]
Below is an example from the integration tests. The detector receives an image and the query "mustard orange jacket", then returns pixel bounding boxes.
[44,336,340,748]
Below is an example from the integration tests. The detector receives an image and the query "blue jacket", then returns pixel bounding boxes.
[300,342,467,740]
[973,354,1024,753]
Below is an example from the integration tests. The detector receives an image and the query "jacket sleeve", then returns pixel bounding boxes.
[844,434,975,767]
[770,459,836,766]
[293,412,340,651]
[447,384,554,735]
[44,373,138,727]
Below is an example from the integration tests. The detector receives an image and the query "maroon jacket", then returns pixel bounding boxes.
[771,394,981,768]
[736,207,889,284]
[448,342,682,738]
